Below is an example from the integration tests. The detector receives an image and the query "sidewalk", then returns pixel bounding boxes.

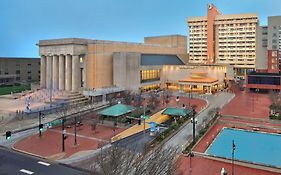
[221,91,271,119]
[13,123,125,160]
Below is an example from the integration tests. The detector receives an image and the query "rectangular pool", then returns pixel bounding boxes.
[206,128,281,167]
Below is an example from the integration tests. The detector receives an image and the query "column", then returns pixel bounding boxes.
[52,55,59,90]
[40,55,46,88]
[72,55,80,91]
[46,55,53,89]
[65,55,72,91]
[59,55,65,90]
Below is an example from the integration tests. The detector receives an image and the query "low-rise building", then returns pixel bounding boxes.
[0,57,40,85]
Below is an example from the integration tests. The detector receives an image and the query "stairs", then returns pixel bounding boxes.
[54,91,90,106]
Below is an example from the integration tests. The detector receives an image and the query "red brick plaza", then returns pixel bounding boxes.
[178,89,281,175]
[14,124,125,159]
[14,96,207,160]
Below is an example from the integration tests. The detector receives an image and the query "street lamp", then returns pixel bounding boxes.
[189,152,194,175]
[221,168,227,175]
[232,140,236,175]
[191,108,197,144]
[176,96,180,108]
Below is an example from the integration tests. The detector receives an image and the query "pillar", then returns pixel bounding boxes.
[59,55,65,90]
[40,55,46,88]
[72,55,80,91]
[52,55,59,90]
[65,55,72,91]
[46,55,52,89]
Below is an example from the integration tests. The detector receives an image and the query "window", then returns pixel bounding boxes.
[16,77,20,81]
[28,76,32,80]
[16,70,20,74]
[140,70,160,83]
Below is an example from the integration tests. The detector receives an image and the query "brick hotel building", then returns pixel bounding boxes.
[188,4,258,77]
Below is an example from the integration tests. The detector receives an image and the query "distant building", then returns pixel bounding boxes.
[246,50,281,92]
[0,57,40,85]
[187,4,258,77]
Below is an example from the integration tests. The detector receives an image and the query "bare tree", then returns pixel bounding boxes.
[147,92,160,111]
[91,119,98,133]
[123,90,134,105]
[92,145,179,175]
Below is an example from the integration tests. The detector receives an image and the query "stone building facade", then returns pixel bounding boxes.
[38,35,188,92]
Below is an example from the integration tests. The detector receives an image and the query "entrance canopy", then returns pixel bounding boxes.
[161,107,191,117]
[99,104,135,117]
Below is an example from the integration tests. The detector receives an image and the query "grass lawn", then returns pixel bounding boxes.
[0,85,31,95]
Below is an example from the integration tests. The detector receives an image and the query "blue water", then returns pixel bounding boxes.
[207,128,281,167]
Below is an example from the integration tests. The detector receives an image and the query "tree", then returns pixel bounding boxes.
[147,92,160,111]
[91,119,98,133]
[91,145,179,175]
[123,90,134,105]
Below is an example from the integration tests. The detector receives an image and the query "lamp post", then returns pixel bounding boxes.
[176,96,180,108]
[232,140,236,175]
[189,152,194,174]
[191,108,197,144]
[39,111,42,137]
[221,168,227,175]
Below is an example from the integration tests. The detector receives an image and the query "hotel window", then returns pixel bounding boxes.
[140,70,160,83]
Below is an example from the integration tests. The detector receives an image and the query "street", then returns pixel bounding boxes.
[164,92,234,150]
[0,147,88,175]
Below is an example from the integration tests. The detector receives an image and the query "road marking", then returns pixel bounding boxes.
[19,169,34,174]
[38,161,51,166]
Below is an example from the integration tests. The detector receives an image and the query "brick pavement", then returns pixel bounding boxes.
[13,124,125,160]
[221,91,271,119]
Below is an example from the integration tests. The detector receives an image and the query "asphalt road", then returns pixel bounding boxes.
[164,92,235,151]
[0,147,88,175]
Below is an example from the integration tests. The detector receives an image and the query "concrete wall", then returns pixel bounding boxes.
[113,52,141,92]
[87,38,187,89]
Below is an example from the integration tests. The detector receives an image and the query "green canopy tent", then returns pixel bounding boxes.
[99,103,135,117]
[161,107,192,117]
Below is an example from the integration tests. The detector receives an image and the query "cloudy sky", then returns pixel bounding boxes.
[0,0,281,57]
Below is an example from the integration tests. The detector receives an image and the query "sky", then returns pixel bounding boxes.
[0,0,281,58]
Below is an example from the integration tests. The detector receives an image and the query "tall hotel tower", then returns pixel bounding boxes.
[188,4,258,76]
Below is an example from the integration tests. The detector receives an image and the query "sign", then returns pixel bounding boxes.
[150,122,156,132]
[141,115,150,119]
[47,119,62,127]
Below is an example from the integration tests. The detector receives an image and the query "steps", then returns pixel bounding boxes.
[53,91,90,106]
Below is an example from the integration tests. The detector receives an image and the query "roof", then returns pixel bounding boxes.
[162,108,191,116]
[248,71,281,76]
[179,77,218,84]
[98,104,135,117]
[141,54,185,66]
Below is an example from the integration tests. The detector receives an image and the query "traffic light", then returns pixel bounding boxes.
[5,131,11,140]
[39,124,44,131]
[138,119,141,125]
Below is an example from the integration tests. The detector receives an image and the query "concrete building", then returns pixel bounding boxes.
[0,57,40,85]
[38,35,188,93]
[188,4,258,76]
[262,16,281,70]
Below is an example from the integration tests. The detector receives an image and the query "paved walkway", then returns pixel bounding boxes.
[177,154,280,175]
[13,123,125,160]
[221,91,271,119]
[111,97,207,142]
[164,92,234,150]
